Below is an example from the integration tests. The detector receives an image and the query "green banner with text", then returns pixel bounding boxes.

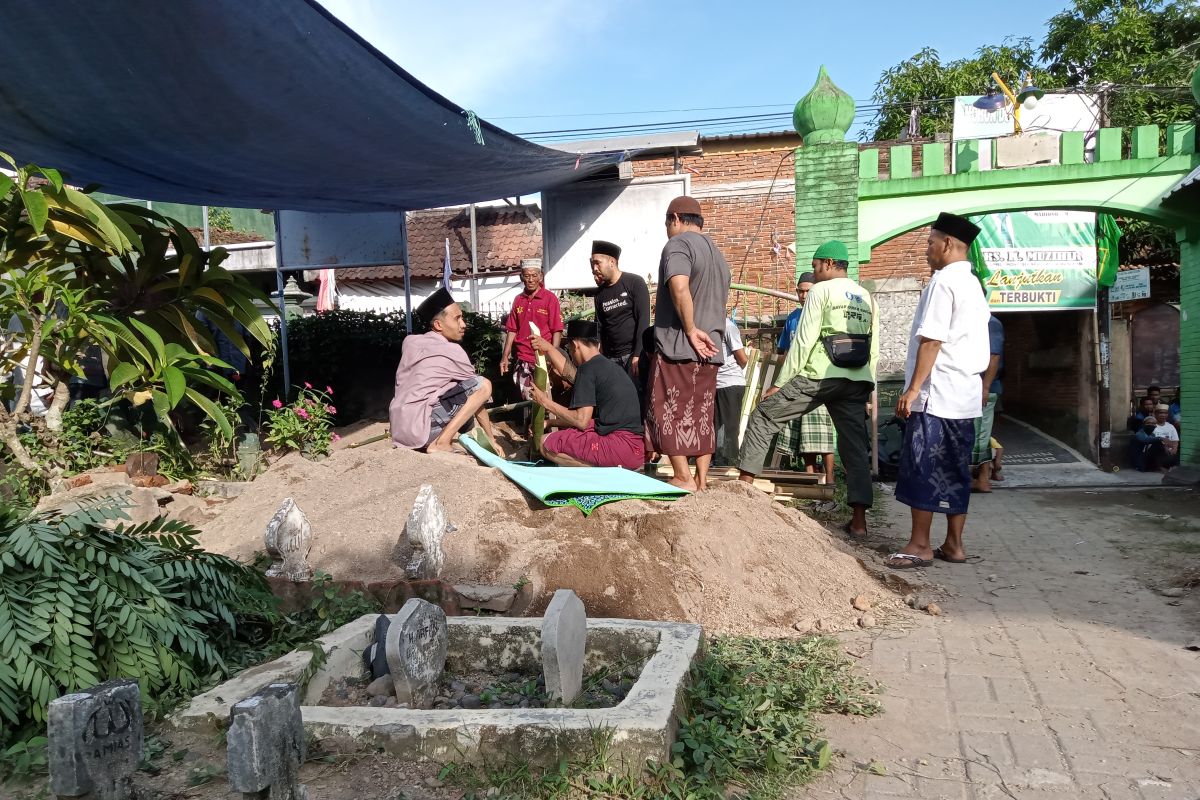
[971,211,1097,311]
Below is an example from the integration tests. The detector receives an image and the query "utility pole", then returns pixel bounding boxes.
[469,204,479,310]
[1096,84,1114,471]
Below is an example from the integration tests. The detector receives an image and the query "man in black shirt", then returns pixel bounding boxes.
[591,240,650,375]
[532,319,646,470]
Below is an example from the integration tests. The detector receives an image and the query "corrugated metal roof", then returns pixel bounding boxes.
[1163,164,1200,201]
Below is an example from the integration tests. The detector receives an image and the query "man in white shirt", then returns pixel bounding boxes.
[888,213,991,569]
[714,317,748,466]
[1153,403,1180,469]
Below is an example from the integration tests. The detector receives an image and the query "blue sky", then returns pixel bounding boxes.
[321,0,1062,142]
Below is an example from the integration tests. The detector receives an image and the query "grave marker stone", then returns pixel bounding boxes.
[264,498,313,581]
[384,598,448,708]
[227,683,308,800]
[403,485,452,580]
[48,679,143,800]
[541,589,587,704]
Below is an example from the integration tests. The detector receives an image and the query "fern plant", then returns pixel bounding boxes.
[0,498,268,744]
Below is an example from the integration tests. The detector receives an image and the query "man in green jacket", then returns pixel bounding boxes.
[738,240,878,535]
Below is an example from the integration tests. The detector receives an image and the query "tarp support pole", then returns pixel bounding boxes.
[274,211,292,399]
[402,212,413,333]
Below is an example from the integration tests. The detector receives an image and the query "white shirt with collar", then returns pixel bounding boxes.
[904,260,992,419]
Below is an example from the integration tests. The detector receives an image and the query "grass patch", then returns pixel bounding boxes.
[442,635,881,799]
[1163,540,1200,555]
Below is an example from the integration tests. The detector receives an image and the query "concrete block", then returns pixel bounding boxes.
[48,679,143,800]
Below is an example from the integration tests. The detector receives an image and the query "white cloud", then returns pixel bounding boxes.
[318,0,620,112]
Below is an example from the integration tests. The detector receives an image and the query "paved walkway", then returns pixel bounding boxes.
[799,488,1200,800]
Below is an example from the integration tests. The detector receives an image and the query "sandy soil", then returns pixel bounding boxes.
[196,422,897,637]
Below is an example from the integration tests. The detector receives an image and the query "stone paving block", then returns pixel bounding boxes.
[986,676,1037,705]
[1134,776,1200,799]
[948,674,990,702]
[954,700,1045,722]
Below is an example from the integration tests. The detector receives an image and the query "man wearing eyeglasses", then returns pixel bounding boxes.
[590,240,650,376]
[646,196,732,492]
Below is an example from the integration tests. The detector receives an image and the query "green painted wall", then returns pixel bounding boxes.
[1180,230,1200,466]
[793,142,860,279]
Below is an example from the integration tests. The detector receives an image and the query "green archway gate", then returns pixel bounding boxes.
[787,68,1200,467]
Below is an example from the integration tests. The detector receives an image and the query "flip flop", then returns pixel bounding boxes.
[885,553,932,570]
[933,547,980,564]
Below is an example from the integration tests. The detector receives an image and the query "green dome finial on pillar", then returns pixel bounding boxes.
[793,66,855,144]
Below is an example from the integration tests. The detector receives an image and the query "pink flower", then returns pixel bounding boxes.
[304,382,313,389]
[326,386,334,395]
[296,408,310,420]
[271,399,283,409]
[326,405,337,414]
[331,433,341,442]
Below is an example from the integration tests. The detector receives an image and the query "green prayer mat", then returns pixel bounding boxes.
[458,433,689,515]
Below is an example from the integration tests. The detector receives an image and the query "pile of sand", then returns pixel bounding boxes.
[197,423,894,637]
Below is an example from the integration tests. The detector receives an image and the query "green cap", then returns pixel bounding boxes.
[812,240,849,262]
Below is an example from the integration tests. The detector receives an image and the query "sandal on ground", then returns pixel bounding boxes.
[933,547,980,564]
[885,553,932,569]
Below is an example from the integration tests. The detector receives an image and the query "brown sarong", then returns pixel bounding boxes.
[646,355,718,457]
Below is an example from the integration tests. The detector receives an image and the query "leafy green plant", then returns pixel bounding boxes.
[0,736,47,779]
[263,384,338,456]
[0,498,270,744]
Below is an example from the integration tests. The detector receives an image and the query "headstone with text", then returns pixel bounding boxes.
[384,598,448,708]
[48,679,143,800]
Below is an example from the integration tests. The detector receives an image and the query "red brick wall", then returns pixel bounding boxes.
[862,228,930,281]
[633,145,801,320]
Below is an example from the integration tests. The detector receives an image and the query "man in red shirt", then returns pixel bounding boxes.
[500,259,564,399]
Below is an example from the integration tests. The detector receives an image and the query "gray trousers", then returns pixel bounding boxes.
[737,376,874,508]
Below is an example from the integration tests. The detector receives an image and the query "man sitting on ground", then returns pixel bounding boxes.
[389,289,500,453]
[531,319,645,470]
[1127,396,1155,432]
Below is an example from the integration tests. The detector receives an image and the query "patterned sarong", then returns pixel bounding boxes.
[646,355,718,457]
[896,411,975,515]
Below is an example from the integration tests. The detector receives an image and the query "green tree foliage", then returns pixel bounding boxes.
[1,158,273,478]
[0,499,267,743]
[1041,0,1200,127]
[868,0,1199,141]
[869,40,1047,140]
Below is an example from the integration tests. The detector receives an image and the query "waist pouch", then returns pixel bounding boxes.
[822,333,871,368]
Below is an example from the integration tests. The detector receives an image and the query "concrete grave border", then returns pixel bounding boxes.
[172,615,703,768]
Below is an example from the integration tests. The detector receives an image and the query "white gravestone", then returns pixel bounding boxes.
[403,485,453,580]
[264,498,313,581]
[541,589,587,704]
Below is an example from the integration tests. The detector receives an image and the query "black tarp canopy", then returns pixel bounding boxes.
[0,0,620,211]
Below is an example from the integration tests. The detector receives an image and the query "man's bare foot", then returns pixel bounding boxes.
[426,439,454,453]
[666,476,699,492]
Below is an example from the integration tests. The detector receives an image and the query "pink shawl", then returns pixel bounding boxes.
[389,331,477,448]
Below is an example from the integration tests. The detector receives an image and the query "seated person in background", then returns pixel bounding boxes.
[1133,412,1179,472]
[389,289,500,454]
[531,319,645,470]
[1127,396,1155,432]
[1153,403,1180,468]
[1147,385,1162,406]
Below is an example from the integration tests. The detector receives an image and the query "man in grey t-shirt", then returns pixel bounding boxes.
[646,195,732,491]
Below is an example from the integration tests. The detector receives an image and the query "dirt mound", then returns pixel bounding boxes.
[197,423,893,636]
